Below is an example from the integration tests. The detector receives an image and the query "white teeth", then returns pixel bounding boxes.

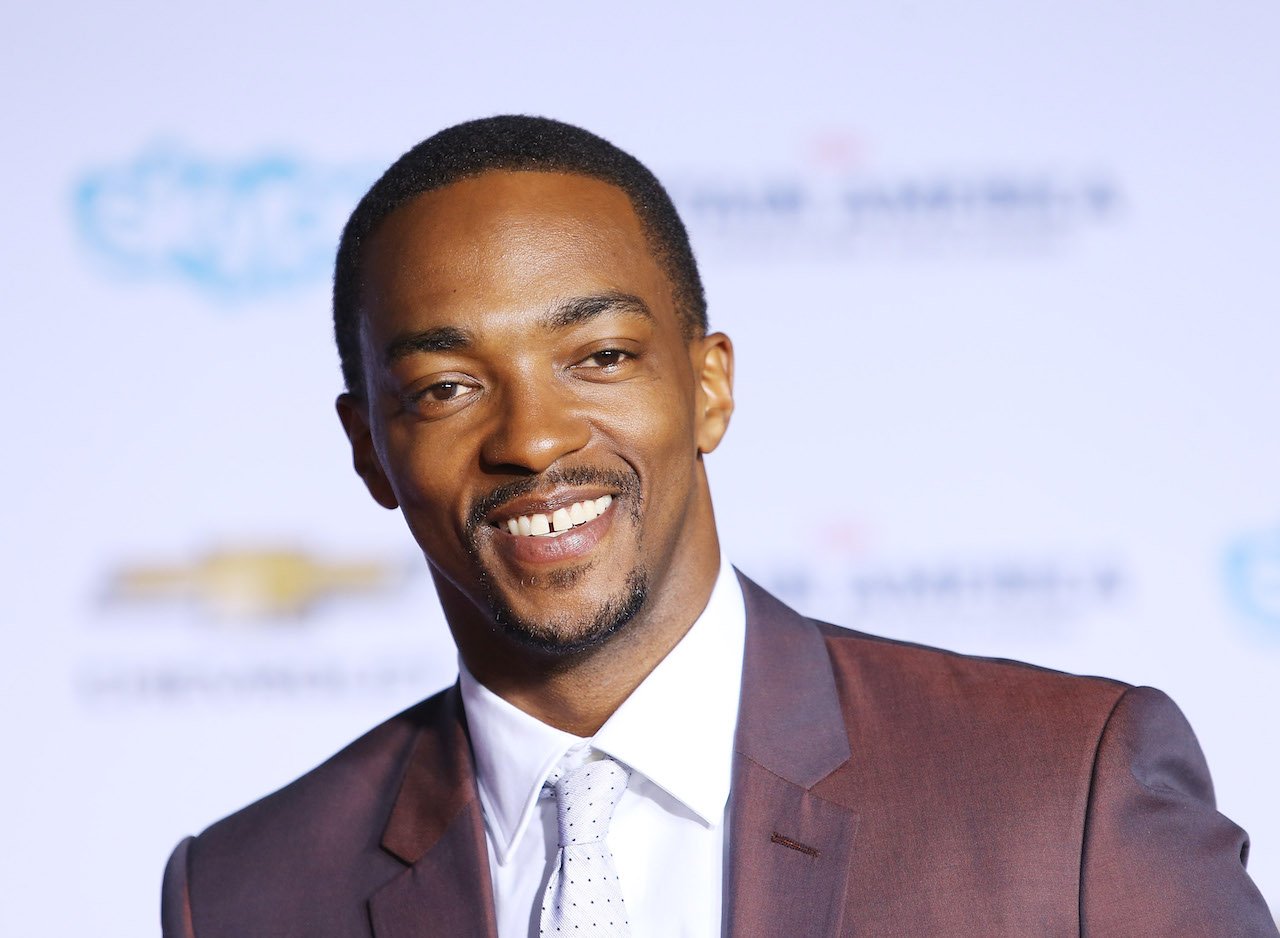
[499,496,614,537]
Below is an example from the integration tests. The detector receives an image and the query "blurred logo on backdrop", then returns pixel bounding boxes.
[669,173,1120,258]
[73,145,373,299]
[746,519,1126,641]
[104,546,407,620]
[666,130,1122,260]
[1224,524,1280,633]
[77,545,439,707]
[72,136,1122,299]
[760,555,1125,633]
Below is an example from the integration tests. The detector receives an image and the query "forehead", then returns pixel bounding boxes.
[357,171,675,334]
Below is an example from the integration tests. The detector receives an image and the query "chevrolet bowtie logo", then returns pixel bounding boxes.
[107,547,405,620]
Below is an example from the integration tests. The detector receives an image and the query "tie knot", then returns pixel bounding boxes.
[551,758,628,847]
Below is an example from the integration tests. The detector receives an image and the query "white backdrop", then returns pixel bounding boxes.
[3,2,1278,934]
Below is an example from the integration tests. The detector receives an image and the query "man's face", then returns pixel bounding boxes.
[339,171,733,655]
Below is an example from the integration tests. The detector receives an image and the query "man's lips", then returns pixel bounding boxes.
[493,494,613,538]
[485,493,617,565]
[465,468,639,567]
[467,467,638,535]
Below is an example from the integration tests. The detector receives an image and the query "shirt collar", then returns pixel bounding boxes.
[592,558,745,826]
[459,557,746,865]
[458,661,579,865]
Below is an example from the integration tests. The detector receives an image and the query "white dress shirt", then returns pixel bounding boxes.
[458,558,746,938]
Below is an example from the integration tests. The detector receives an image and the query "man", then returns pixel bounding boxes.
[162,116,1277,936]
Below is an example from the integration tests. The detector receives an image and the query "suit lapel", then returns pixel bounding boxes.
[726,574,860,937]
[368,685,498,938]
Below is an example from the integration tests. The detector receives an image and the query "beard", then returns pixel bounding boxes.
[464,465,648,655]
[479,566,649,655]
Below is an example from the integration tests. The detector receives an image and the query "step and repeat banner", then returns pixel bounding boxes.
[3,2,1277,933]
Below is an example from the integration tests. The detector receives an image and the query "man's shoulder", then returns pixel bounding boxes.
[174,687,456,932]
[813,617,1129,714]
[804,618,1140,808]
[739,571,1129,721]
[738,571,1135,761]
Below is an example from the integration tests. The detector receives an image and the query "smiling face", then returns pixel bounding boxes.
[338,171,733,665]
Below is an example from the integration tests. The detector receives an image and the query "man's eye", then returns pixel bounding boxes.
[583,349,630,369]
[427,383,460,400]
[423,382,472,401]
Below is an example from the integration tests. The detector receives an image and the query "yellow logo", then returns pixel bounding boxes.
[107,547,406,620]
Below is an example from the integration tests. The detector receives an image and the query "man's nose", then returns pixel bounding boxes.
[479,377,591,474]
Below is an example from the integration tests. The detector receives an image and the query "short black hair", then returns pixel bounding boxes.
[333,115,707,397]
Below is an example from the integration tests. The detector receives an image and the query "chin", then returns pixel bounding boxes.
[485,569,649,656]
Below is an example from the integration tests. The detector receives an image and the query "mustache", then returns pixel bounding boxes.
[465,466,642,538]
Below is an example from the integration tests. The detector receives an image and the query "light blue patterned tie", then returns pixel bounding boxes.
[539,758,632,936]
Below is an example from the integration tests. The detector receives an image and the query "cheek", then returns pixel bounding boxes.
[612,380,700,477]
[394,476,477,576]
[380,430,471,526]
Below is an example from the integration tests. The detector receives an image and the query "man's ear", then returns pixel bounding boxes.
[692,331,734,454]
[335,393,399,510]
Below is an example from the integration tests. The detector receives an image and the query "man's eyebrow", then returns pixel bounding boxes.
[383,326,471,365]
[381,293,650,365]
[543,292,654,330]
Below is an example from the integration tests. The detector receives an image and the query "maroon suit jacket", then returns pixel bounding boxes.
[162,574,1277,936]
